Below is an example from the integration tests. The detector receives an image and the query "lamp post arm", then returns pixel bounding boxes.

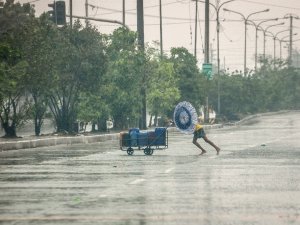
[223,8,246,20]
[265,22,285,33]
[257,18,278,28]
[266,31,275,38]
[246,9,269,21]
[218,0,235,14]
[274,29,290,39]
[193,0,235,15]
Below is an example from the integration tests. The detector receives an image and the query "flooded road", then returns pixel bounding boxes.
[0,111,299,225]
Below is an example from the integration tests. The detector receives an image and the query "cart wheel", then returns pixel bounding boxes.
[127,148,134,155]
[144,148,149,155]
[149,149,154,155]
[144,148,153,155]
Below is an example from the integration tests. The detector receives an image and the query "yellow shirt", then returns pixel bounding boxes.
[194,123,203,131]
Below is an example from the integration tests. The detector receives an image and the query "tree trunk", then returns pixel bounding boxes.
[91,122,96,132]
[2,122,17,138]
[34,122,41,136]
[148,114,153,127]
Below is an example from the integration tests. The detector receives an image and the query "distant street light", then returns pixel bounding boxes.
[192,0,235,115]
[223,8,269,76]
[247,18,278,72]
[260,22,285,61]
[283,14,300,66]
[279,33,298,61]
[272,29,290,60]
[279,34,291,60]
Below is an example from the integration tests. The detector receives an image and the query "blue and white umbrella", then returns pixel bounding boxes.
[173,101,198,134]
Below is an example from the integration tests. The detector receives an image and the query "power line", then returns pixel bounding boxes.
[93,0,187,17]
[237,0,300,11]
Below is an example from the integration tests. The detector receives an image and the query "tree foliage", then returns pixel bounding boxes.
[47,21,107,133]
[0,0,32,137]
[169,47,205,109]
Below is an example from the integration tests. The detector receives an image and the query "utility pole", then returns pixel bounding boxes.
[204,0,209,63]
[137,0,144,50]
[159,0,163,58]
[194,0,198,58]
[290,16,293,64]
[210,43,215,63]
[284,14,299,66]
[69,0,72,28]
[85,0,88,27]
[204,0,209,123]
[137,0,146,129]
[288,15,298,66]
[123,0,125,25]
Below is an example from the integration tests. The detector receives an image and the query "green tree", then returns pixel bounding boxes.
[0,0,33,137]
[147,58,180,126]
[22,14,59,136]
[104,27,143,129]
[169,47,205,109]
[47,21,107,133]
[77,90,110,132]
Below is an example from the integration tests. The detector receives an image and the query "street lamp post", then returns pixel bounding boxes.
[193,0,235,78]
[261,22,285,62]
[265,30,290,67]
[279,33,298,61]
[223,8,269,76]
[193,0,235,115]
[247,18,278,72]
[272,29,290,61]
[279,34,291,60]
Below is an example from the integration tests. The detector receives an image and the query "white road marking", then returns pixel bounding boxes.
[164,167,175,173]
[98,194,108,198]
[129,178,145,185]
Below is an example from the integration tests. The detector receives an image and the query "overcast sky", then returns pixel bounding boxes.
[16,0,300,72]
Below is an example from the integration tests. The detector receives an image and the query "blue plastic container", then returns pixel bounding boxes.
[138,132,149,146]
[154,127,167,145]
[129,128,139,146]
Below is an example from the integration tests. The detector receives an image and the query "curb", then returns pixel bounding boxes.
[0,124,224,151]
[4,110,290,151]
[0,133,120,151]
[232,110,290,126]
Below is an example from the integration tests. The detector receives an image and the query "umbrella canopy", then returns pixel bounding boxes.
[173,101,198,134]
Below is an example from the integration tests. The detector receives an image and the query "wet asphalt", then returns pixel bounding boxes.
[0,111,299,225]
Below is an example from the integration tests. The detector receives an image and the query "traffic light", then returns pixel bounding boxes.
[55,1,66,25]
[48,2,56,23]
[48,1,66,25]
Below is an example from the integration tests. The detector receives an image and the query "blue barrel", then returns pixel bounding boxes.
[138,132,149,146]
[154,127,167,145]
[129,128,139,146]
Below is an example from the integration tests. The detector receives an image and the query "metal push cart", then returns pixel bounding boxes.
[120,127,168,155]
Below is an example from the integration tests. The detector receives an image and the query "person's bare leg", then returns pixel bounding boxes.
[192,138,206,155]
[203,136,220,155]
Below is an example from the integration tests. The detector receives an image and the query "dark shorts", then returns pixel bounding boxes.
[193,128,206,139]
